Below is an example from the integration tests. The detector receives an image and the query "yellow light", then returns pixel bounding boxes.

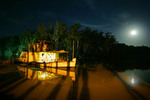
[38,71,58,80]
[41,73,46,78]
[39,52,56,62]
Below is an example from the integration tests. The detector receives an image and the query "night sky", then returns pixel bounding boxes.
[0,0,150,46]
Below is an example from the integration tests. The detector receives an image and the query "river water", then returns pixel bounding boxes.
[0,64,150,100]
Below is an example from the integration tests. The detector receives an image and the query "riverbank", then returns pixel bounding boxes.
[0,64,17,74]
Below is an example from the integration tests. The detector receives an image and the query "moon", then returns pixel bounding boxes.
[131,30,137,35]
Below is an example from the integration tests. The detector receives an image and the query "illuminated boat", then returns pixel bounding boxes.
[18,40,76,67]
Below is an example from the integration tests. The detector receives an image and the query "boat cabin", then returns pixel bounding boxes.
[18,40,76,67]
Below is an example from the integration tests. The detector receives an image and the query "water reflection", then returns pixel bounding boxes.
[117,69,150,100]
[38,71,57,80]
[118,69,150,86]
[17,65,76,81]
[131,78,135,84]
[130,73,135,85]
[1,64,150,100]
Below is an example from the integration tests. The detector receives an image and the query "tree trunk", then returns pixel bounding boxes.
[77,40,79,58]
[72,40,74,59]
[56,40,59,50]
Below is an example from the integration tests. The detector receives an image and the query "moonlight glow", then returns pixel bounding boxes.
[131,78,135,84]
[131,30,137,35]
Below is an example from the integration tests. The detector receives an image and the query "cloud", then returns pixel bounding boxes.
[63,16,111,30]
[81,23,111,28]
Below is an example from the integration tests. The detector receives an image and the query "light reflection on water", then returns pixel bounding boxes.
[18,65,76,81]
[1,64,150,100]
[130,69,150,83]
[18,64,150,87]
[120,69,150,85]
[117,68,150,100]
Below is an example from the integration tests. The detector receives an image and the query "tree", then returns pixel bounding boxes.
[102,32,117,60]
[58,23,68,50]
[2,36,19,59]
[53,21,68,50]
[53,21,60,50]
[80,27,100,60]
[48,22,53,41]
[69,23,81,59]
[37,24,47,40]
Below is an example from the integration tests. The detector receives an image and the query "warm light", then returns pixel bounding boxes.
[131,30,136,35]
[41,73,46,78]
[38,71,57,80]
[39,52,56,62]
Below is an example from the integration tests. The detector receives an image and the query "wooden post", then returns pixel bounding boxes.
[44,61,46,69]
[27,51,29,64]
[67,61,70,68]
[67,53,68,61]
[27,44,30,64]
[56,61,58,68]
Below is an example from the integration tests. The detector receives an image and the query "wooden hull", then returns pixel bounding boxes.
[39,58,76,68]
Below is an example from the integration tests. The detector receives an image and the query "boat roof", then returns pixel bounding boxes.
[21,50,69,53]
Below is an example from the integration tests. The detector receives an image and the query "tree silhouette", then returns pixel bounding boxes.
[0,21,150,69]
[69,23,81,59]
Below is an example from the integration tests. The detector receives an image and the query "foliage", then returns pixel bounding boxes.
[37,24,47,40]
[0,20,149,68]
